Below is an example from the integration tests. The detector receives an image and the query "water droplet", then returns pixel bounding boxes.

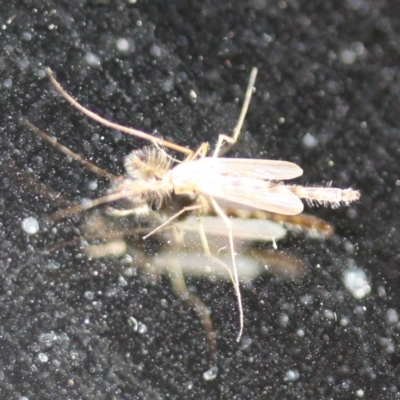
[38,353,48,362]
[21,217,39,235]
[203,366,218,381]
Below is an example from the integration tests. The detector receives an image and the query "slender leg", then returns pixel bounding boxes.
[213,67,258,157]
[209,197,244,342]
[143,204,203,239]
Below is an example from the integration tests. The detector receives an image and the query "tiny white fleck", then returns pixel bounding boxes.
[189,89,197,100]
[279,313,289,327]
[84,291,94,300]
[324,309,335,320]
[385,308,399,325]
[39,332,57,343]
[21,31,32,41]
[137,322,147,334]
[118,276,128,287]
[84,52,101,67]
[284,369,300,382]
[203,366,218,381]
[296,328,305,337]
[116,38,131,52]
[356,388,365,397]
[340,317,350,327]
[87,180,98,190]
[302,132,318,148]
[340,49,357,65]
[128,316,138,332]
[343,266,371,299]
[38,353,48,362]
[21,217,39,235]
[149,44,162,57]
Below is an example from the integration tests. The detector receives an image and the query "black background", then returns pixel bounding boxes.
[1,1,400,399]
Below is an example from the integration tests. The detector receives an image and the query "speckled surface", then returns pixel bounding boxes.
[1,1,400,399]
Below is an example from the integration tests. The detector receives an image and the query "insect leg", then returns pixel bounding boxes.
[213,67,258,157]
[209,197,244,342]
[142,204,204,239]
[166,231,217,360]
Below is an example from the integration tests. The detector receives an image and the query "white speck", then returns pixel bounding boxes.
[162,77,174,92]
[379,337,395,353]
[189,89,197,101]
[356,388,365,397]
[340,49,357,65]
[324,309,336,320]
[38,353,48,362]
[84,291,94,300]
[137,322,147,334]
[385,308,399,325]
[123,266,136,277]
[302,132,318,148]
[343,240,355,254]
[84,52,101,67]
[21,217,39,235]
[279,313,289,327]
[184,381,193,390]
[116,38,131,53]
[45,260,61,270]
[21,31,32,41]
[118,275,128,287]
[3,78,12,88]
[87,180,98,190]
[300,295,313,305]
[149,43,162,57]
[296,328,305,337]
[203,366,218,381]
[128,317,138,331]
[17,57,30,70]
[39,332,58,343]
[343,266,371,299]
[284,369,300,382]
[340,317,350,327]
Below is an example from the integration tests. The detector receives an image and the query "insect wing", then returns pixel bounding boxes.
[194,157,303,180]
[198,176,304,215]
[174,215,287,241]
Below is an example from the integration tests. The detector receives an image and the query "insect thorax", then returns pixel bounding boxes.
[107,146,175,213]
[124,146,173,181]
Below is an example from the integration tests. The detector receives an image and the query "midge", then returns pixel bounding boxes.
[26,67,360,341]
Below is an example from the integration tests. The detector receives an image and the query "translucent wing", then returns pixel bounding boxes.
[174,215,287,241]
[197,176,304,215]
[193,157,303,180]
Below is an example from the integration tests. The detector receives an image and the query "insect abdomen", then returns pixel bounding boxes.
[288,185,360,207]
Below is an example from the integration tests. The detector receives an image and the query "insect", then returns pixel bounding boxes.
[25,66,360,343]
